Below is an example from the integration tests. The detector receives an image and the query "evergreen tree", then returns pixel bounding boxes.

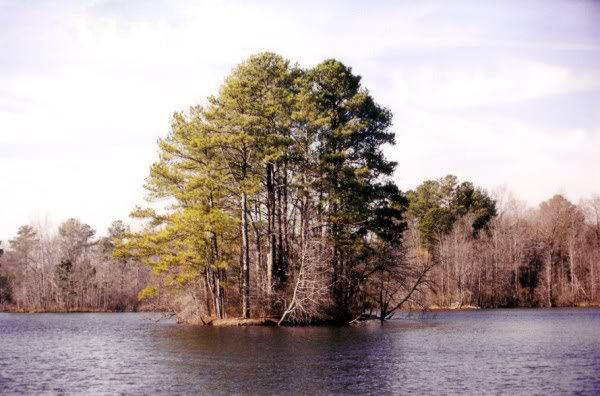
[304,59,407,320]
[408,175,497,249]
[55,259,75,310]
[119,53,408,323]
[0,243,12,305]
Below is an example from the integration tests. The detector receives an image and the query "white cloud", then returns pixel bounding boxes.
[1,0,600,240]
[388,109,600,206]
[391,59,600,110]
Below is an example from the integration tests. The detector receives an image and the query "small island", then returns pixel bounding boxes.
[1,54,599,326]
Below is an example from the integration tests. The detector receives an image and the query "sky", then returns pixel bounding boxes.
[1,0,600,240]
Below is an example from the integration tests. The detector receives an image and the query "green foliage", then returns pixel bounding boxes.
[55,259,76,303]
[138,286,159,301]
[454,181,497,233]
[0,243,12,304]
[296,59,408,320]
[119,53,409,321]
[420,207,455,246]
[0,242,8,304]
[115,98,240,304]
[408,175,497,248]
[306,59,406,242]
[0,273,12,304]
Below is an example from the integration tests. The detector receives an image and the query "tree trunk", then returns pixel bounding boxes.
[241,191,251,319]
[205,269,214,318]
[547,251,552,307]
[266,163,276,296]
[569,242,576,304]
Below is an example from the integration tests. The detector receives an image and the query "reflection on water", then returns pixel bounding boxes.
[1,309,599,394]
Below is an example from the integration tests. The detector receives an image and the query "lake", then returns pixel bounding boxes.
[1,309,599,394]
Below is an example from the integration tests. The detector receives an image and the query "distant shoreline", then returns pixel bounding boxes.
[3,304,599,322]
[409,302,600,311]
[0,305,169,314]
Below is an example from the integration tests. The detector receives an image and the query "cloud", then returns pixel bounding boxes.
[391,59,600,110]
[1,0,600,240]
[387,109,600,206]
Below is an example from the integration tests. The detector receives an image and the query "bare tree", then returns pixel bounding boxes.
[365,231,436,322]
[278,239,332,325]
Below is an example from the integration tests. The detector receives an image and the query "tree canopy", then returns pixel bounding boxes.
[115,53,410,323]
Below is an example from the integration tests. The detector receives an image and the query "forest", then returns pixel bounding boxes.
[0,219,157,312]
[1,53,600,323]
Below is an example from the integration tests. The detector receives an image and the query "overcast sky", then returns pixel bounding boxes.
[1,0,600,240]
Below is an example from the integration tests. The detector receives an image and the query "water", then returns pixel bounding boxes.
[1,309,599,395]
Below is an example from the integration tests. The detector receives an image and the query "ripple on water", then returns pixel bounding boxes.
[0,310,600,394]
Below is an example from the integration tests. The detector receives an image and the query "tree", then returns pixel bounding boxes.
[581,195,600,301]
[114,103,241,320]
[278,238,332,325]
[111,53,412,323]
[406,175,497,307]
[304,59,407,321]
[0,242,13,305]
[538,195,585,306]
[9,225,40,307]
[57,219,96,309]
[203,53,297,317]
[55,259,75,310]
[364,235,436,322]
[1,220,150,312]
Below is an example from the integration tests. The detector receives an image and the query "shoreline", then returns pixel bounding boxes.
[0,306,169,314]
[3,304,600,323]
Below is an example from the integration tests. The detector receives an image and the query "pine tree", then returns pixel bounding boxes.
[120,53,409,323]
[304,59,407,320]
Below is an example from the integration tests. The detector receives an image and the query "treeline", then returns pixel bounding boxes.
[407,178,600,309]
[2,53,599,321]
[112,52,599,324]
[0,219,159,312]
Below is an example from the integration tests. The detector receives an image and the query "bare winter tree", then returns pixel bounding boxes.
[278,238,333,325]
[581,195,600,302]
[363,222,437,323]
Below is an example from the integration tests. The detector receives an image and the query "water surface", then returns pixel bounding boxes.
[1,309,599,394]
